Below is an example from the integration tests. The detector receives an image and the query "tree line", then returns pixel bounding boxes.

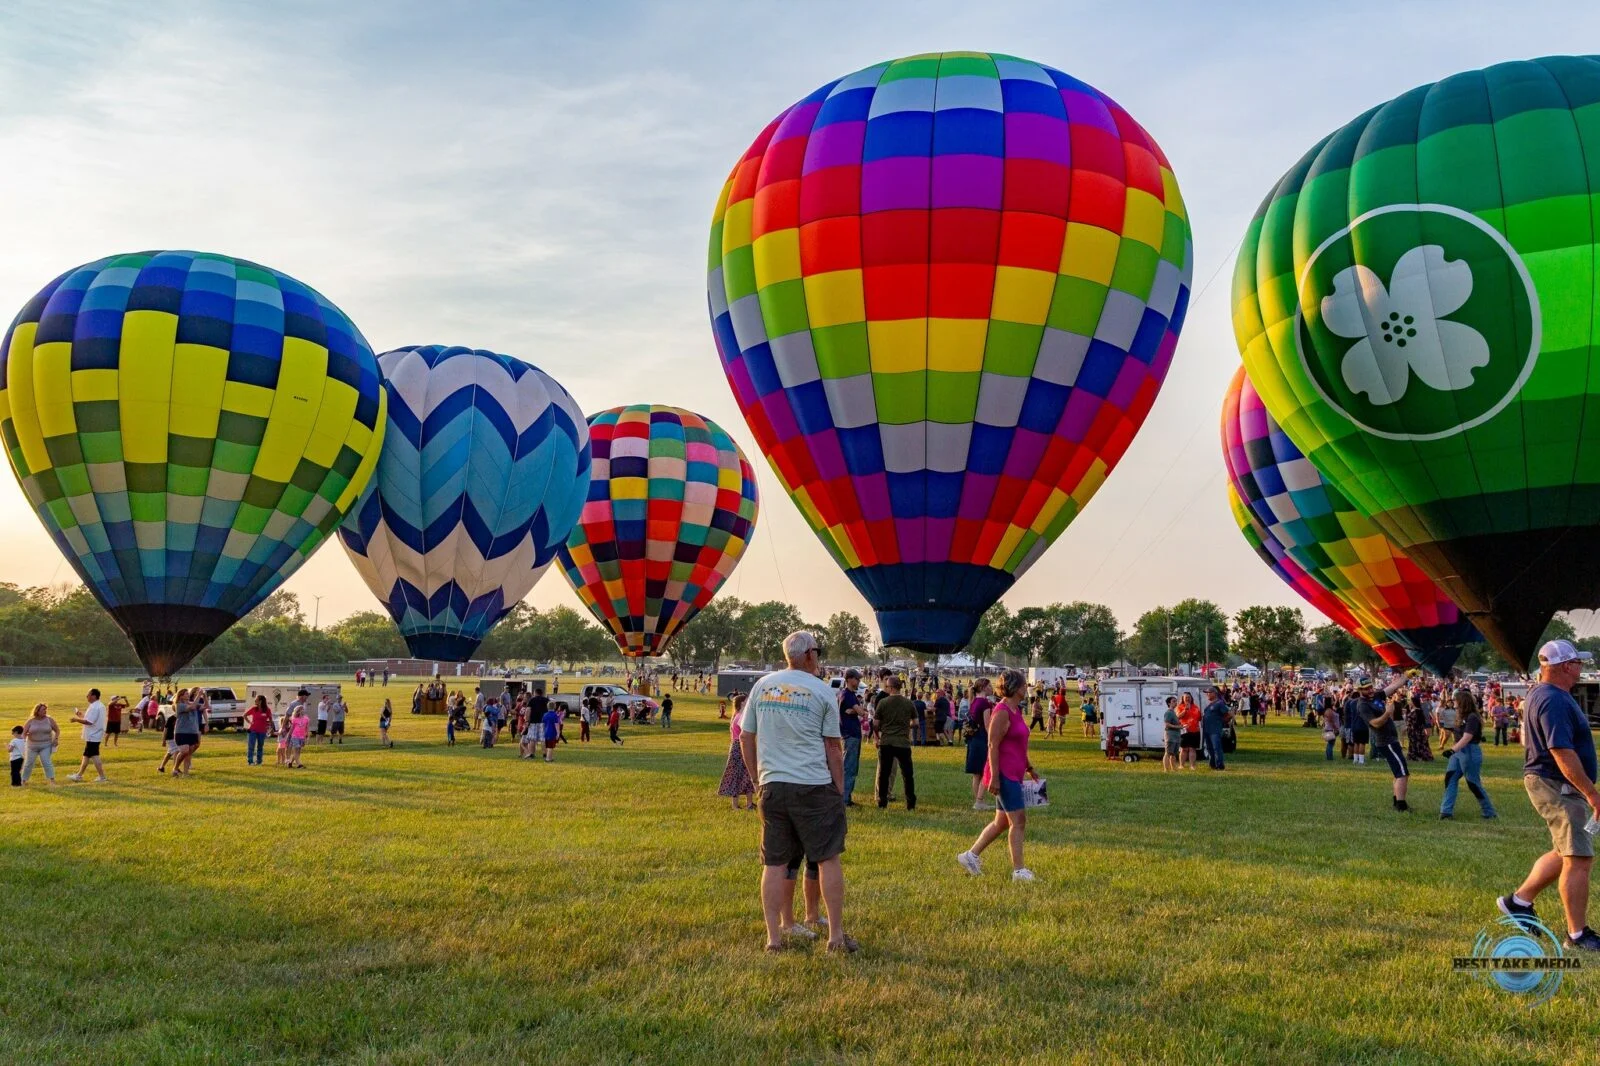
[0,580,1588,673]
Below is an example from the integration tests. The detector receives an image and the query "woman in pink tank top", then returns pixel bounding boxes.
[957,668,1040,882]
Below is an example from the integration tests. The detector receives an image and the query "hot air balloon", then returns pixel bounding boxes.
[1234,56,1600,667]
[0,251,385,676]
[557,405,757,657]
[1221,365,1477,674]
[337,346,590,661]
[708,51,1192,652]
[1227,484,1414,668]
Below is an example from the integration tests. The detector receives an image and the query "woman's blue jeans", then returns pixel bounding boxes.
[1441,744,1496,817]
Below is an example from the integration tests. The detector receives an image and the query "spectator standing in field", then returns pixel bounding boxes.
[480,698,498,748]
[607,701,623,745]
[170,690,204,777]
[1498,640,1600,951]
[244,696,273,765]
[105,696,125,748]
[1161,695,1181,773]
[838,669,864,807]
[20,704,59,785]
[1347,684,1369,764]
[541,700,563,762]
[873,676,917,811]
[1403,692,1433,762]
[738,630,855,954]
[958,668,1040,882]
[1356,677,1411,811]
[1202,685,1232,771]
[965,678,995,809]
[578,697,593,742]
[1176,693,1202,770]
[933,687,952,746]
[331,695,349,745]
[68,688,109,783]
[287,701,310,768]
[660,693,674,729]
[719,693,756,810]
[1322,702,1341,761]
[379,699,393,747]
[1440,688,1496,820]
[9,725,23,787]
[1027,694,1046,733]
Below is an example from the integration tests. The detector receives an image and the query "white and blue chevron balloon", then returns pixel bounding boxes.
[338,345,590,661]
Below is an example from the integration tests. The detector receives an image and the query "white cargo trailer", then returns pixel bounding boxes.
[1097,676,1212,756]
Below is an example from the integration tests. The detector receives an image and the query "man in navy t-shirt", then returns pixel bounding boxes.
[838,669,863,807]
[1498,640,1600,952]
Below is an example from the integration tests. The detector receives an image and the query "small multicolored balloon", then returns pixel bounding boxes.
[338,346,590,662]
[1235,56,1600,667]
[0,251,385,676]
[709,51,1192,652]
[557,405,758,657]
[1222,365,1477,674]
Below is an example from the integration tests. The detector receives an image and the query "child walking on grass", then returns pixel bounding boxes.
[379,699,393,748]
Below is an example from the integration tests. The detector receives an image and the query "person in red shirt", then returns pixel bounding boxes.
[243,695,274,766]
[1176,693,1202,770]
[607,702,623,745]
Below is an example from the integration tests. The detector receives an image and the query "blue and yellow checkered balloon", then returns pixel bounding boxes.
[0,251,387,675]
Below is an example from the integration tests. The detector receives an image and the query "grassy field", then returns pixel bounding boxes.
[2,675,1595,1065]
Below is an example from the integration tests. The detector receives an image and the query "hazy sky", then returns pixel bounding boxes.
[1,1,1595,637]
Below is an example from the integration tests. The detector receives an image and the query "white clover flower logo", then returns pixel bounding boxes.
[1321,244,1491,407]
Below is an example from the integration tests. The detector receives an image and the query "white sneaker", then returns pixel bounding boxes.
[68,773,83,782]
[782,923,817,941]
[957,851,983,876]
[1012,868,1037,883]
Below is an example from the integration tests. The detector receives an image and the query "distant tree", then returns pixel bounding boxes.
[823,611,872,662]
[1232,605,1307,667]
[1127,607,1171,669]
[1307,624,1358,670]
[243,589,303,626]
[671,597,746,669]
[1045,602,1122,669]
[968,603,1011,665]
[737,601,806,665]
[1004,606,1057,665]
[324,611,407,660]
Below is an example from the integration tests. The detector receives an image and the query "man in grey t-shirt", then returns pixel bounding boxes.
[739,630,855,955]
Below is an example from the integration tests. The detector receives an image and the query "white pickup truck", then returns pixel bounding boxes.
[548,683,658,719]
[154,686,246,731]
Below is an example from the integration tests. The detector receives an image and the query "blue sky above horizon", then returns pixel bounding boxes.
[2,1,1597,639]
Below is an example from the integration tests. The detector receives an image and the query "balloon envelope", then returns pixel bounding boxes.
[708,51,1193,652]
[338,346,590,661]
[557,405,758,657]
[1234,56,1600,667]
[1221,365,1477,674]
[0,251,386,676]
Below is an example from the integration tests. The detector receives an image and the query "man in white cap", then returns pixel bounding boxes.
[1498,639,1600,952]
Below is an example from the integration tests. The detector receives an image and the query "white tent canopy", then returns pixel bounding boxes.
[1236,663,1261,675]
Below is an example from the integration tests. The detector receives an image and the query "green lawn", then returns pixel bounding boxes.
[2,677,1594,1065]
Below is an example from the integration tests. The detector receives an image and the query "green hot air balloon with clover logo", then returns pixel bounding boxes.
[1235,56,1600,668]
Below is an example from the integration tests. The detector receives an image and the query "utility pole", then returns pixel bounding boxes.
[1204,625,1210,675]
[1166,615,1172,674]
[312,594,324,631]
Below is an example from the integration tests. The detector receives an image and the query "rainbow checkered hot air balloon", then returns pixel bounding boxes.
[0,251,386,676]
[1227,483,1414,668]
[709,51,1193,653]
[557,405,758,657]
[338,346,591,662]
[1222,365,1477,674]
[1235,57,1600,667]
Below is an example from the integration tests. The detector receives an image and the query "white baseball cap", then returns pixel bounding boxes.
[1537,639,1593,666]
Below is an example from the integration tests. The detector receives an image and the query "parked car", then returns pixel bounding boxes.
[155,686,246,731]
[534,662,553,673]
[548,683,658,719]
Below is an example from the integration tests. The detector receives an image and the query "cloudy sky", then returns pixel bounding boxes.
[1,0,1594,637]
